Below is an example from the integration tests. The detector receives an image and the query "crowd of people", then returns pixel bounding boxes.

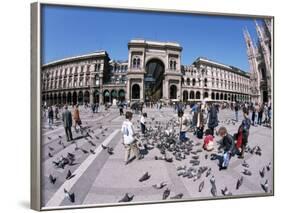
[43,99,272,169]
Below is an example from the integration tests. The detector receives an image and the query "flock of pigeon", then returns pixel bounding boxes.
[46,114,115,204]
[118,116,272,202]
[45,110,272,205]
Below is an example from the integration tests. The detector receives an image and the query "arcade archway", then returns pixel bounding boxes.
[144,59,165,102]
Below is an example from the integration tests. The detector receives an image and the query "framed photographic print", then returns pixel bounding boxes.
[31,1,274,211]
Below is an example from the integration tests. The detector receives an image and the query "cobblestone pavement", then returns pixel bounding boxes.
[41,106,273,209]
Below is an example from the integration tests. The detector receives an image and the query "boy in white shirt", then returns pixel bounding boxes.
[121,111,142,165]
[140,112,147,135]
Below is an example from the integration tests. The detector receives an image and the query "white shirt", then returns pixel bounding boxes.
[121,120,135,145]
[140,116,146,125]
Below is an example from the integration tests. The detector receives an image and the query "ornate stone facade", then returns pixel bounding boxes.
[42,39,250,105]
[243,19,272,104]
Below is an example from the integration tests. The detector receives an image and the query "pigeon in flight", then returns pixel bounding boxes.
[66,170,75,180]
[139,172,151,182]
[49,174,56,184]
[261,180,269,193]
[266,162,271,171]
[236,176,243,190]
[221,187,232,196]
[259,167,265,178]
[64,188,75,203]
[162,188,170,200]
[118,193,134,202]
[152,182,167,189]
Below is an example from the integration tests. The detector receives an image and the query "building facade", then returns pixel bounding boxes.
[42,39,250,106]
[243,19,272,104]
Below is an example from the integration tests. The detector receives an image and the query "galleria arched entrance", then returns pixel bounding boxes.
[144,59,165,102]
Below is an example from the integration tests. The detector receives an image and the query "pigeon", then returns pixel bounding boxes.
[242,160,250,168]
[95,136,100,140]
[48,152,53,158]
[221,187,232,196]
[80,148,89,154]
[261,180,269,193]
[259,167,265,178]
[90,149,96,154]
[210,176,216,185]
[139,172,151,182]
[64,188,75,203]
[152,182,167,189]
[242,169,252,176]
[211,184,217,197]
[205,154,208,160]
[107,147,114,155]
[48,146,54,151]
[118,193,134,202]
[88,141,96,147]
[199,181,204,192]
[47,136,52,140]
[236,176,243,190]
[101,144,107,150]
[206,168,212,177]
[66,170,75,180]
[58,135,62,139]
[49,174,56,184]
[162,188,170,200]
[67,152,75,160]
[170,193,183,199]
[266,162,271,171]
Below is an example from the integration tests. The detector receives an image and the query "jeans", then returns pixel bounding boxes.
[179,131,188,142]
[141,123,145,134]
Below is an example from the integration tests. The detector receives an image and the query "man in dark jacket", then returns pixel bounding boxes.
[218,126,235,170]
[208,104,218,136]
[62,105,73,141]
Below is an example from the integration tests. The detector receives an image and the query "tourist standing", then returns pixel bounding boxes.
[258,103,264,125]
[208,104,218,136]
[73,104,82,132]
[119,103,124,116]
[140,112,147,135]
[178,110,189,142]
[194,106,204,139]
[234,108,251,159]
[121,111,142,165]
[62,105,73,141]
[47,106,54,129]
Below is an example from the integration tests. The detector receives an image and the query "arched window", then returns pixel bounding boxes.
[133,58,137,68]
[196,91,201,99]
[204,78,208,87]
[173,61,176,70]
[95,74,99,86]
[187,78,190,86]
[190,91,195,99]
[170,60,173,70]
[192,79,196,86]
[132,84,140,99]
[136,58,141,68]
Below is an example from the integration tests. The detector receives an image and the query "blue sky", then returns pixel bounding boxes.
[42,5,261,71]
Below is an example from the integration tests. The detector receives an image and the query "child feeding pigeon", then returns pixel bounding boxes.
[217,126,235,170]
